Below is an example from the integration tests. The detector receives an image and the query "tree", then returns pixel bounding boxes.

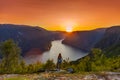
[0,39,21,73]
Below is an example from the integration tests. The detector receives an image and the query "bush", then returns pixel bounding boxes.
[43,59,55,70]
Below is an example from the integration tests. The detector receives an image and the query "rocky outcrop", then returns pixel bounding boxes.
[1,73,120,80]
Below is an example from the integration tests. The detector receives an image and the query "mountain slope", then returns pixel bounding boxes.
[62,28,106,52]
[0,24,54,55]
[95,26,120,56]
[95,26,120,49]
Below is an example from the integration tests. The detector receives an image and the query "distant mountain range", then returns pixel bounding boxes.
[62,28,106,52]
[0,24,120,57]
[62,26,120,54]
[95,26,120,49]
[95,26,120,56]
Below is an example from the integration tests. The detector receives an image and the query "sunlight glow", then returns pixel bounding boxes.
[66,26,73,32]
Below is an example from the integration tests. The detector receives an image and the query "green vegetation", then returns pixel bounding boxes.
[61,58,70,69]
[0,39,119,74]
[43,59,55,70]
[70,48,120,72]
[105,43,120,57]
[0,39,43,74]
[5,76,29,80]
[0,39,21,73]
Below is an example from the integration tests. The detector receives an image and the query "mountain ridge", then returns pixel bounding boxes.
[0,24,63,56]
[0,24,120,57]
[62,28,106,52]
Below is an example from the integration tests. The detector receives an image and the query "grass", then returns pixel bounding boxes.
[5,76,29,80]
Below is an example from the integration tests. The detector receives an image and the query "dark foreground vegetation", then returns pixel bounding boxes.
[0,39,120,74]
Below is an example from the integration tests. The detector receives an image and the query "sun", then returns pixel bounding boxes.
[66,26,73,32]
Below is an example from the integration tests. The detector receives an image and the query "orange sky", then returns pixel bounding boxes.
[0,0,120,31]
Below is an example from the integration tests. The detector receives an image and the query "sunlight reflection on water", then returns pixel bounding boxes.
[41,40,88,63]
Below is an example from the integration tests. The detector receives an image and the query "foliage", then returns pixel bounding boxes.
[71,48,120,72]
[43,59,55,70]
[0,39,43,74]
[5,76,29,80]
[105,43,120,57]
[26,62,42,73]
[0,39,120,74]
[0,39,21,73]
[61,58,70,69]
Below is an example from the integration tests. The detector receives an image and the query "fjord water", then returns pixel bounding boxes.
[41,40,88,63]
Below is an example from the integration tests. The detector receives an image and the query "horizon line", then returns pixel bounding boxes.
[0,23,120,32]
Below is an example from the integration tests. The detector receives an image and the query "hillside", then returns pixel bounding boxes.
[62,28,105,52]
[95,26,120,49]
[0,24,63,56]
[95,26,120,56]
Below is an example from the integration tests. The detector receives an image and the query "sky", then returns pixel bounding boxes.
[0,0,120,31]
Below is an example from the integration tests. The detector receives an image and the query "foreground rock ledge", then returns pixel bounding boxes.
[0,72,120,80]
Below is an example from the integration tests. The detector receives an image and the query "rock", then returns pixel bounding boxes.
[66,68,74,73]
[84,74,98,80]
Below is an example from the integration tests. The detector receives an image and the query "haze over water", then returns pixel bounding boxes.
[41,40,88,63]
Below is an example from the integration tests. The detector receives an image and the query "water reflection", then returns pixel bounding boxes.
[41,40,88,63]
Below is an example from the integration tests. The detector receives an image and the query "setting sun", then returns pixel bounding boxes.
[66,26,73,32]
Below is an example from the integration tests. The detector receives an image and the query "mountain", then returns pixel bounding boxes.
[0,24,63,56]
[50,31,66,40]
[62,28,106,52]
[95,26,120,49]
[1,24,119,57]
[95,26,120,56]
